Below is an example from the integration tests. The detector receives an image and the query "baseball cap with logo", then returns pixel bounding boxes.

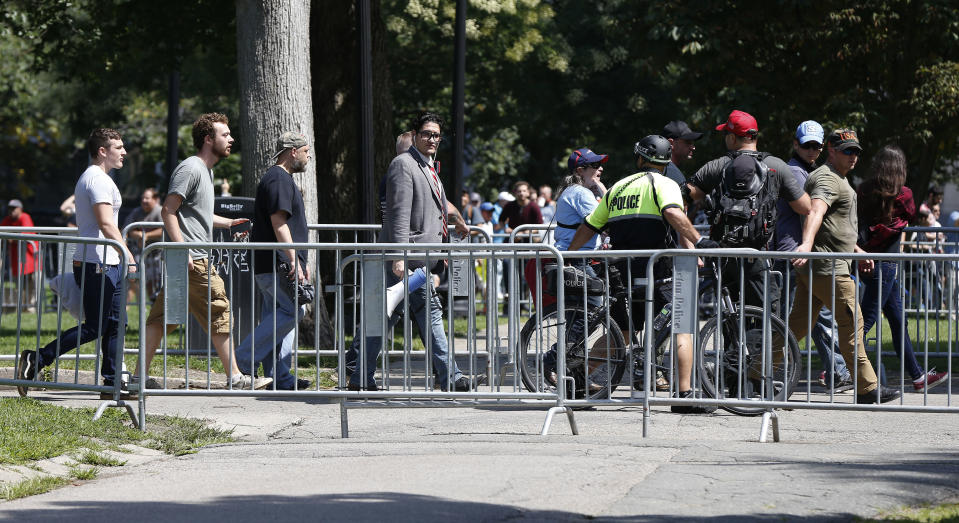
[795,120,825,145]
[715,110,759,137]
[827,128,862,152]
[567,147,608,172]
[272,131,309,159]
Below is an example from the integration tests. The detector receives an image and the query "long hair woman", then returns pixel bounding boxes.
[857,145,948,392]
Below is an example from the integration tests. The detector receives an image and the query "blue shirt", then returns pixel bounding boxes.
[554,184,600,251]
[492,203,504,243]
[774,155,813,252]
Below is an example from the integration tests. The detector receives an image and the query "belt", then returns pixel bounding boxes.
[73,261,119,268]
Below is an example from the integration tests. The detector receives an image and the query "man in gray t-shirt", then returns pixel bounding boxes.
[137,113,270,391]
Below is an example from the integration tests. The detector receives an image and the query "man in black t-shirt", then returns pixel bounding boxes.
[685,110,811,312]
[236,131,312,390]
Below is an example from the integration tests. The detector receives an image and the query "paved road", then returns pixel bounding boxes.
[2,389,958,522]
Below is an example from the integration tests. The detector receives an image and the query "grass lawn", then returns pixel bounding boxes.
[0,294,509,385]
[865,500,959,522]
[0,397,233,500]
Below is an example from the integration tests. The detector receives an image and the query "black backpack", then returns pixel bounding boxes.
[708,152,777,249]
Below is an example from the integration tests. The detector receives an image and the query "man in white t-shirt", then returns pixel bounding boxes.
[17,128,138,398]
[137,113,270,390]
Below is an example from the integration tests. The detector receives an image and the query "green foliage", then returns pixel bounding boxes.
[76,449,126,467]
[1,475,69,501]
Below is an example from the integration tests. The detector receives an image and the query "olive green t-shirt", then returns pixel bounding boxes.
[805,163,858,275]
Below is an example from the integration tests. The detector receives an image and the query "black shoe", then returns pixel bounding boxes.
[452,376,475,392]
[856,386,901,404]
[347,381,378,392]
[670,390,716,414]
[100,380,137,401]
[278,378,313,391]
[16,350,37,397]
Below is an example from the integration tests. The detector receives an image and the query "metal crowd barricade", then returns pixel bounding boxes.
[513,246,957,442]
[121,221,169,306]
[0,231,137,423]
[305,224,494,359]
[134,240,576,438]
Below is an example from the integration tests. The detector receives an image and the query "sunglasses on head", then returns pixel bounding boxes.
[799,142,822,150]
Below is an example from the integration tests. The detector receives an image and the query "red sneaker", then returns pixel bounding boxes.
[914,369,949,392]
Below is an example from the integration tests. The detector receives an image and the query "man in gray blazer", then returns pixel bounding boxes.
[349,112,474,392]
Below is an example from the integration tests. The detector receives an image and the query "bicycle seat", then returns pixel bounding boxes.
[543,263,607,296]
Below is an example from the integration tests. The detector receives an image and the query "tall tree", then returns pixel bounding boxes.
[311,0,395,227]
[236,0,333,348]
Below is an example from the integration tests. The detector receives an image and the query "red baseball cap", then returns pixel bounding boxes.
[715,110,759,137]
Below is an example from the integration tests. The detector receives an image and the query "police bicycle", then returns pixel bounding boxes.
[517,259,672,400]
[518,258,801,414]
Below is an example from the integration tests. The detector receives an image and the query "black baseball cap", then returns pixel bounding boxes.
[663,120,703,141]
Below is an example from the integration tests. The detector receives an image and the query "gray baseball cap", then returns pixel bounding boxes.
[272,131,309,159]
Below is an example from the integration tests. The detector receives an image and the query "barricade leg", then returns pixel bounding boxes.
[758,409,780,443]
[540,406,577,436]
[93,399,139,427]
[340,399,350,438]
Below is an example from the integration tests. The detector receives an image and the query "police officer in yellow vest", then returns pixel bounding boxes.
[568,135,718,414]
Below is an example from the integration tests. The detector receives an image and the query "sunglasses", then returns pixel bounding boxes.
[840,148,861,156]
[799,142,822,150]
[587,162,604,169]
[418,131,443,142]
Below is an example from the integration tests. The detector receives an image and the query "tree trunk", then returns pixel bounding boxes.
[236,0,334,349]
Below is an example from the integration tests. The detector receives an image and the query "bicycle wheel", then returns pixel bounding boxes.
[697,305,801,416]
[519,304,628,399]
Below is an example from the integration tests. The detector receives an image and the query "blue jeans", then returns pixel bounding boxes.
[777,260,850,381]
[860,261,923,380]
[39,263,123,382]
[347,271,462,389]
[236,273,307,389]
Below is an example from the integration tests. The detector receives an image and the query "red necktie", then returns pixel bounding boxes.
[429,165,448,237]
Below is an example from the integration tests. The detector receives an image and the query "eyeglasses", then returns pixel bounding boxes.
[799,142,823,151]
[841,148,861,156]
[418,131,443,142]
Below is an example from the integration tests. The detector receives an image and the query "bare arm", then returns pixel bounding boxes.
[93,203,136,273]
[446,200,469,238]
[567,224,598,253]
[212,214,248,229]
[793,198,828,267]
[270,210,307,282]
[788,193,812,215]
[662,206,701,245]
[160,193,192,270]
[686,183,706,203]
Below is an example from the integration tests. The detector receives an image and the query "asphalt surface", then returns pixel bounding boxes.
[1,387,958,522]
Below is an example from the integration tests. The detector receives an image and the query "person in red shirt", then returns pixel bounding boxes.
[0,199,38,311]
[500,181,543,242]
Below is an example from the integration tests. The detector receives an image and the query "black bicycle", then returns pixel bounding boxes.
[518,258,801,414]
[695,260,801,416]
[518,260,671,400]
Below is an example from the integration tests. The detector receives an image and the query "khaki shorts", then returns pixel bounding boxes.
[146,257,232,335]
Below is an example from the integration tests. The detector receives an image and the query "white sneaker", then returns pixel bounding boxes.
[231,375,273,390]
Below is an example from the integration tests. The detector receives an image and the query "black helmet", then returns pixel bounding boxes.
[633,135,672,165]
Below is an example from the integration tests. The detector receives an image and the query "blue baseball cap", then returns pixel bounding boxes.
[795,120,824,145]
[479,202,494,212]
[567,147,608,172]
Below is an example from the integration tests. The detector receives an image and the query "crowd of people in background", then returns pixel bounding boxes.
[4,108,955,403]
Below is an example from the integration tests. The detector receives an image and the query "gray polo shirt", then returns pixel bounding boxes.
[167,155,214,259]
